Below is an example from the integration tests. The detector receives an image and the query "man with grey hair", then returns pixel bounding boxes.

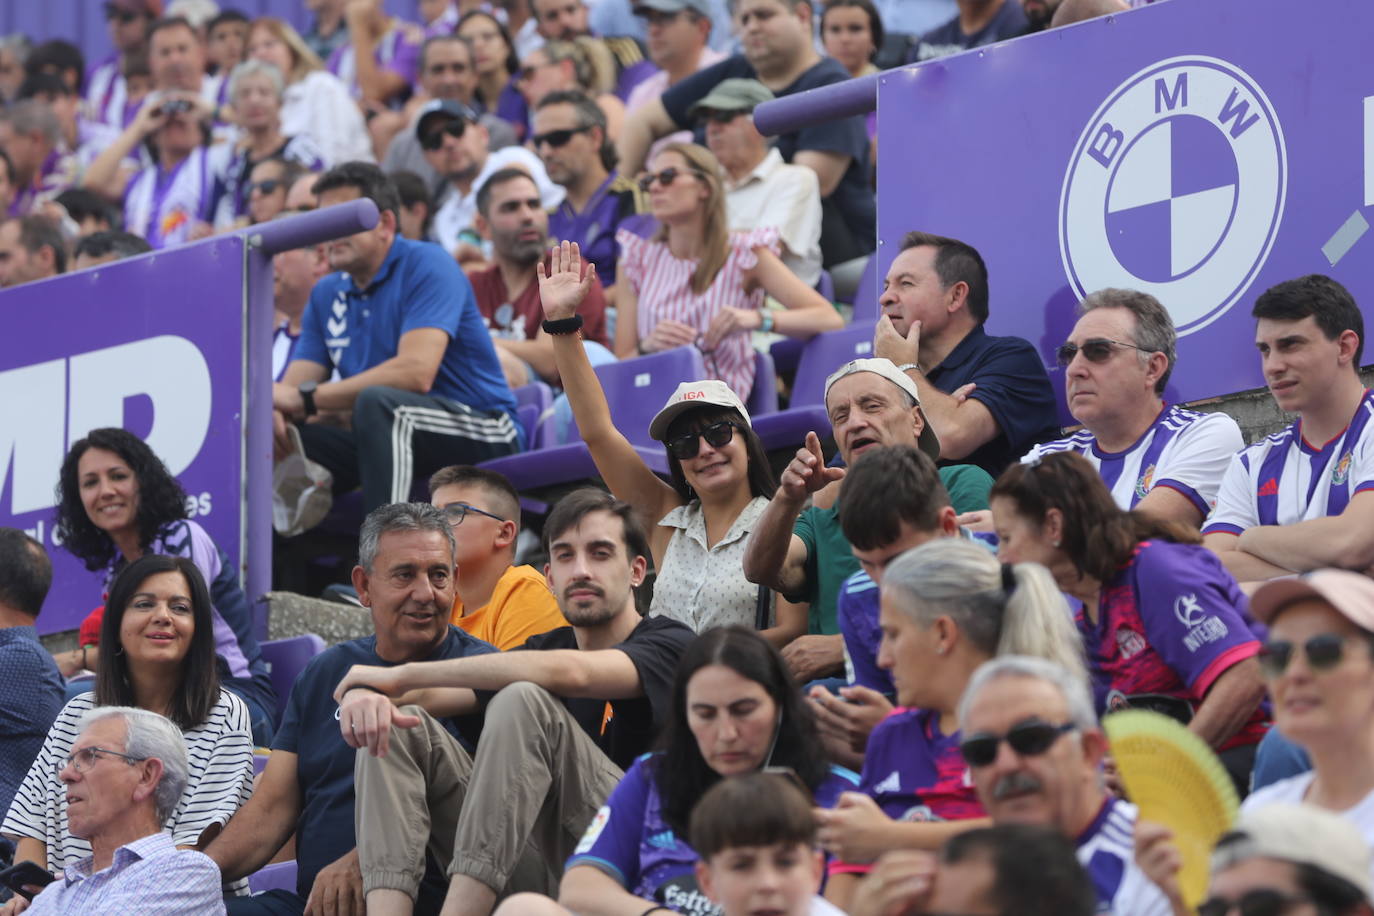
[958,655,1171,916]
[1019,288,1243,527]
[20,706,224,913]
[205,502,498,915]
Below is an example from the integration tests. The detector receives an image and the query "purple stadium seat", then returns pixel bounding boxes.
[512,382,556,449]
[816,269,836,303]
[751,323,877,452]
[771,270,843,376]
[747,349,779,417]
[249,861,298,895]
[260,634,326,718]
[851,255,880,322]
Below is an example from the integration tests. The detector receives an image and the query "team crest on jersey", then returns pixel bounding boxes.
[1116,627,1147,659]
[1134,464,1156,500]
[1332,451,1353,485]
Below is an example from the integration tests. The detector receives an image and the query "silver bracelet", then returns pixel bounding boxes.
[896,362,922,374]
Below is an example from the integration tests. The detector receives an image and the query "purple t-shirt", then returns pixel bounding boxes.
[1083,540,1266,747]
[836,570,891,695]
[547,171,644,289]
[568,754,858,916]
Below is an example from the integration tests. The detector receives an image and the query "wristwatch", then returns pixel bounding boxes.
[299,380,318,418]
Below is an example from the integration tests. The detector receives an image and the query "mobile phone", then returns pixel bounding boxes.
[0,860,57,900]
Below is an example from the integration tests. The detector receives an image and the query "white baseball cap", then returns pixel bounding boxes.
[648,379,752,443]
[823,358,941,461]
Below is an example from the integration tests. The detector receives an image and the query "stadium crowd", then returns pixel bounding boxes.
[4,0,1374,915]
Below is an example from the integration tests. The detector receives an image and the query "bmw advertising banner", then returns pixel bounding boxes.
[876,0,1369,416]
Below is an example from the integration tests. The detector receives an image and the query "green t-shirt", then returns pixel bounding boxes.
[792,464,994,635]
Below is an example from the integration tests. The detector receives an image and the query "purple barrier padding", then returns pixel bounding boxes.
[874,0,1371,421]
[252,199,379,255]
[753,72,882,138]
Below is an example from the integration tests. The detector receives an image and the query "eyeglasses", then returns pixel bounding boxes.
[637,166,702,193]
[959,719,1077,767]
[1054,337,1153,368]
[1257,633,1362,678]
[666,421,737,460]
[698,109,747,124]
[57,746,147,776]
[1197,889,1314,916]
[439,502,507,526]
[530,124,593,149]
[248,178,284,196]
[420,119,467,151]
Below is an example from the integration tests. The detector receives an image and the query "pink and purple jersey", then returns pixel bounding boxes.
[1084,540,1266,748]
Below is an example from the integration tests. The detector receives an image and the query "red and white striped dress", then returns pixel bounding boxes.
[617,225,781,399]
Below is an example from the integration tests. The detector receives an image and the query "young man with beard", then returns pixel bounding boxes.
[333,488,695,916]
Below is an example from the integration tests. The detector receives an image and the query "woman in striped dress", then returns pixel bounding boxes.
[614,143,841,400]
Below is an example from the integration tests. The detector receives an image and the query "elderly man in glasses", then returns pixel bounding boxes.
[956,655,1173,916]
[18,706,224,914]
[1017,288,1243,528]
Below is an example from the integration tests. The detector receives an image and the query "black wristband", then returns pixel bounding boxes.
[347,684,387,695]
[542,314,584,336]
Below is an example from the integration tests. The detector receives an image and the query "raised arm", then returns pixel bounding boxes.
[82,94,173,198]
[743,432,841,598]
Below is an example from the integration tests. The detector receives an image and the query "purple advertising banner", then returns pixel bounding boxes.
[876,0,1371,419]
[0,238,247,635]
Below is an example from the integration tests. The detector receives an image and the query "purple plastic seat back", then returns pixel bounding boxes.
[746,349,779,417]
[249,861,298,895]
[790,324,878,407]
[260,634,326,718]
[593,346,708,448]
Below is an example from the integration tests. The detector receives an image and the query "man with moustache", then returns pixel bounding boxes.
[332,488,695,916]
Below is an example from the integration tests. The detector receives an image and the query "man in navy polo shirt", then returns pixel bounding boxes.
[273,162,521,516]
[873,230,1060,478]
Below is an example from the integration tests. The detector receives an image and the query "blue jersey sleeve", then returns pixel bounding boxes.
[566,755,655,888]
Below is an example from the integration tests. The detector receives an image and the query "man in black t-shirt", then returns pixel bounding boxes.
[909,0,1028,61]
[618,0,875,270]
[336,488,695,916]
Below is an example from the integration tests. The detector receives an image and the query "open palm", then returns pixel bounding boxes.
[537,240,595,320]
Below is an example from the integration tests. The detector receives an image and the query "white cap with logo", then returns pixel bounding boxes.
[648,379,752,443]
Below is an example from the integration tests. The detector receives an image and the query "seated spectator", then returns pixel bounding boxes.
[205,9,250,106]
[619,0,875,275]
[516,40,629,144]
[823,0,883,79]
[16,707,228,915]
[147,17,217,107]
[695,79,821,288]
[381,35,519,199]
[52,188,118,236]
[458,11,528,137]
[120,48,154,123]
[21,40,85,97]
[274,163,520,516]
[536,89,646,293]
[818,538,1084,909]
[0,531,65,830]
[0,215,65,288]
[270,179,329,381]
[540,242,806,639]
[1019,0,1064,32]
[0,100,77,217]
[203,503,498,915]
[559,627,858,916]
[0,35,31,106]
[73,230,153,270]
[330,0,422,113]
[625,0,724,116]
[472,169,612,389]
[1203,276,1374,586]
[17,73,119,180]
[302,0,351,65]
[86,0,156,128]
[530,0,658,101]
[246,17,373,165]
[1019,289,1243,526]
[242,156,305,226]
[873,231,1060,476]
[334,489,696,916]
[50,428,277,744]
[390,168,434,240]
[428,465,567,649]
[1050,0,1129,27]
[84,91,221,249]
[742,361,990,683]
[990,452,1267,788]
[957,655,1171,915]
[616,143,840,398]
[1,556,253,891]
[908,0,1027,63]
[212,60,325,229]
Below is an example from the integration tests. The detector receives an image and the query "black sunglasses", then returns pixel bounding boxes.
[421,119,467,151]
[959,719,1077,767]
[248,178,285,196]
[1257,632,1362,678]
[637,166,701,193]
[667,421,737,460]
[530,124,593,149]
[440,502,506,526]
[1055,337,1153,368]
[1197,889,1313,916]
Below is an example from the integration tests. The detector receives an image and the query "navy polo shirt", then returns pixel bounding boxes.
[296,235,518,429]
[926,325,1061,477]
[0,626,65,820]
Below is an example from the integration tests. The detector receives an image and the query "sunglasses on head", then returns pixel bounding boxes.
[959,719,1076,767]
[530,124,593,149]
[421,119,467,151]
[637,166,700,193]
[1197,889,1314,916]
[666,421,737,460]
[248,178,284,196]
[1054,337,1152,368]
[1257,632,1365,678]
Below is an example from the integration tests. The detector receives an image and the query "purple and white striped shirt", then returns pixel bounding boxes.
[26,830,226,915]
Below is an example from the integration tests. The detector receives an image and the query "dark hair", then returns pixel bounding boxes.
[1253,274,1364,368]
[989,452,1198,584]
[940,825,1098,916]
[17,72,73,100]
[0,528,52,618]
[457,9,521,101]
[663,405,777,502]
[536,88,616,171]
[0,148,12,187]
[74,229,153,262]
[420,33,473,74]
[389,169,434,237]
[475,166,540,218]
[55,428,190,572]
[429,464,522,530]
[838,445,949,550]
[57,188,122,231]
[207,9,251,34]
[899,231,990,324]
[24,40,85,94]
[655,626,831,837]
[313,161,402,223]
[689,769,817,861]
[10,214,67,274]
[1296,863,1369,912]
[97,554,221,730]
[820,0,885,63]
[147,17,199,47]
[541,488,652,569]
